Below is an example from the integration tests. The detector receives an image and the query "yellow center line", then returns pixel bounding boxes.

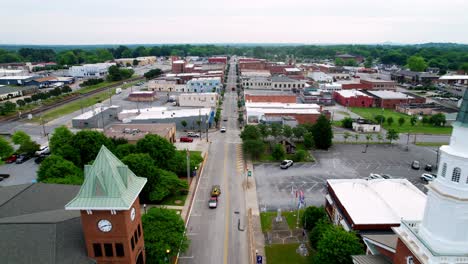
[223,143,230,264]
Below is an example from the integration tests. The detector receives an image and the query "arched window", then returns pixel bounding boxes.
[441,163,447,177]
[452,167,461,182]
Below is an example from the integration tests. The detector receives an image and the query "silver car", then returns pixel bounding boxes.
[280,160,293,169]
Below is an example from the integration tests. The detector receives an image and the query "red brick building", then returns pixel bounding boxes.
[239,58,267,72]
[360,79,397,90]
[208,56,227,64]
[171,60,185,74]
[245,94,297,104]
[333,90,374,107]
[341,82,373,90]
[366,90,426,109]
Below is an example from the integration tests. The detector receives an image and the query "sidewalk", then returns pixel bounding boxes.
[245,159,267,264]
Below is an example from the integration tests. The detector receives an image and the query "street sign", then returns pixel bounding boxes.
[248,170,252,177]
[256,255,263,264]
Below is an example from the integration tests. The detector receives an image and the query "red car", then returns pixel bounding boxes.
[5,155,17,164]
[180,137,194,143]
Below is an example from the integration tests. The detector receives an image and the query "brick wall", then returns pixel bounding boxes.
[393,238,421,264]
[265,112,328,124]
[245,94,297,103]
[333,93,374,107]
[342,83,373,90]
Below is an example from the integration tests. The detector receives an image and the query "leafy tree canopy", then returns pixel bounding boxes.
[37,155,83,185]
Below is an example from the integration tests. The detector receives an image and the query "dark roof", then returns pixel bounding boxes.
[456,89,468,125]
[362,234,398,249]
[0,183,93,264]
[352,255,392,264]
[0,85,35,95]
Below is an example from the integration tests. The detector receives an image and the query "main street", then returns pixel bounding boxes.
[179,58,249,264]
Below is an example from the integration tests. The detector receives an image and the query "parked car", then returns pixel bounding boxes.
[15,154,31,164]
[211,185,221,197]
[280,160,293,169]
[179,137,194,143]
[0,177,3,182]
[34,155,48,164]
[424,164,433,172]
[223,117,228,121]
[220,127,226,133]
[0,174,10,179]
[367,173,383,180]
[411,160,420,170]
[5,155,17,164]
[421,173,437,182]
[187,132,200,138]
[381,174,393,179]
[208,196,218,208]
[35,145,50,156]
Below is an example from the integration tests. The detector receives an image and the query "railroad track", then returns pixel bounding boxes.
[0,76,144,123]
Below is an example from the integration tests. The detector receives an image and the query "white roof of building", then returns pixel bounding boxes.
[130,107,212,120]
[328,179,426,225]
[368,90,413,99]
[241,71,271,77]
[166,73,201,77]
[284,68,301,72]
[130,91,155,95]
[179,92,217,96]
[0,75,33,80]
[439,75,468,80]
[315,63,335,68]
[0,69,23,74]
[172,60,185,64]
[73,105,120,120]
[189,77,221,82]
[336,90,371,98]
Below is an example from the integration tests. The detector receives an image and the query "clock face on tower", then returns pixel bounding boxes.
[130,207,136,221]
[97,219,112,232]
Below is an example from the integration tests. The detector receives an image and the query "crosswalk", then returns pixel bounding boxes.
[236,144,245,173]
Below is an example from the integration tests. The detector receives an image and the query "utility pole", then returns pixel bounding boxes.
[40,116,49,143]
[205,113,209,142]
[186,149,191,184]
[108,86,113,106]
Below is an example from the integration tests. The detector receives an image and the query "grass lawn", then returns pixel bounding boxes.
[78,80,120,94]
[257,142,314,163]
[260,210,304,232]
[415,142,448,147]
[336,111,350,116]
[158,193,188,206]
[31,92,111,122]
[350,107,452,135]
[265,243,311,264]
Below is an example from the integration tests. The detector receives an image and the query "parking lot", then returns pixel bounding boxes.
[254,144,438,211]
[0,159,38,186]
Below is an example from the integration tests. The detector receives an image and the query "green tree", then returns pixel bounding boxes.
[240,125,261,141]
[302,206,328,231]
[136,134,176,170]
[282,125,293,140]
[354,133,360,143]
[377,133,384,143]
[37,155,84,185]
[17,140,40,155]
[312,115,333,150]
[430,113,446,127]
[71,130,113,166]
[292,126,306,140]
[303,132,314,149]
[293,150,308,162]
[343,132,351,143]
[398,117,406,126]
[16,99,25,107]
[271,144,286,161]
[181,120,188,130]
[113,143,137,159]
[0,136,14,159]
[257,123,270,141]
[460,62,468,73]
[314,226,364,264]
[142,208,189,263]
[386,129,400,144]
[11,130,31,145]
[242,140,265,160]
[364,56,373,68]
[133,59,139,66]
[269,123,282,141]
[365,134,373,144]
[309,218,332,249]
[410,116,418,126]
[96,49,114,61]
[422,115,430,124]
[144,68,163,80]
[49,126,74,154]
[335,58,345,66]
[407,55,428,72]
[374,115,385,125]
[341,117,353,129]
[387,116,394,126]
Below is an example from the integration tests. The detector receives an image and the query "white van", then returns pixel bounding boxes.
[115,88,122,94]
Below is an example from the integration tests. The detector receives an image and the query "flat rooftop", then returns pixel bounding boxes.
[123,107,212,121]
[0,75,34,80]
[328,179,426,225]
[246,102,321,114]
[244,90,296,96]
[104,123,175,141]
[73,105,120,120]
[367,90,414,99]
[439,75,468,80]
[335,90,371,98]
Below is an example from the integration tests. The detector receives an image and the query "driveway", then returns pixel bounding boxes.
[254,144,437,211]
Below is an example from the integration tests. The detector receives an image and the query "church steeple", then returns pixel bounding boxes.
[456,89,468,124]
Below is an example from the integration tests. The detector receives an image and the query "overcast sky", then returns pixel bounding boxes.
[2,0,468,45]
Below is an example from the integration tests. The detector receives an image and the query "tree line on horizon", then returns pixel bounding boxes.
[0,44,467,73]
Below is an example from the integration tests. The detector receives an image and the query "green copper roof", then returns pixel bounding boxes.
[65,146,147,210]
[456,89,468,125]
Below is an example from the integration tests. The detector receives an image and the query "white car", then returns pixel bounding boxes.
[208,197,218,208]
[187,132,200,138]
[420,173,436,182]
[220,127,226,133]
[280,160,293,169]
[35,145,50,156]
[367,173,383,180]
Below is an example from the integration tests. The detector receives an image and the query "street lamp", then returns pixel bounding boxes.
[143,204,147,214]
[165,249,171,263]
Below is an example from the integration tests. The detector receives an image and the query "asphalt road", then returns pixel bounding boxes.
[180,59,249,264]
[254,144,438,211]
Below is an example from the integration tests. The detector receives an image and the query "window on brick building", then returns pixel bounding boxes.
[134,230,139,243]
[138,224,142,237]
[104,243,113,257]
[115,243,125,257]
[93,243,103,257]
[131,237,135,251]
